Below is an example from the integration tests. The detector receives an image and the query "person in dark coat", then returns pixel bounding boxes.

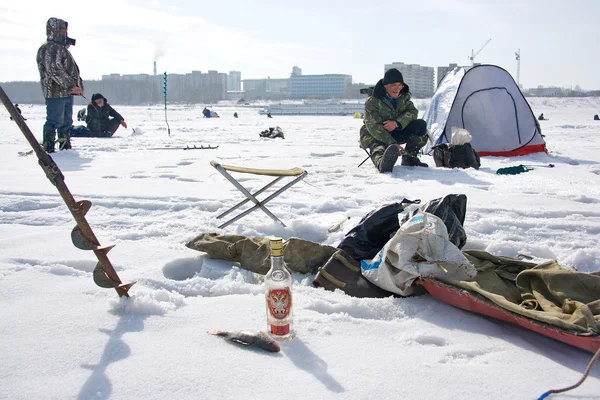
[77,108,86,121]
[538,113,546,121]
[234,112,239,118]
[594,114,599,121]
[36,17,83,152]
[9,104,26,121]
[86,93,127,136]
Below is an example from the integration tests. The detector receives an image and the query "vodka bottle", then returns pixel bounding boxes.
[265,237,294,341]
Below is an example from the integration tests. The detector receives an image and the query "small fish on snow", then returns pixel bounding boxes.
[207,329,280,353]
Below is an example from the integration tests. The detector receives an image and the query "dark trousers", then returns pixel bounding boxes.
[89,118,121,135]
[391,119,428,156]
[43,96,73,134]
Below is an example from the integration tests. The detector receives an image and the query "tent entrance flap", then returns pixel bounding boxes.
[461,87,521,149]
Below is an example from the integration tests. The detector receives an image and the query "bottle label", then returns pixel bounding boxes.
[267,288,292,320]
[270,323,290,336]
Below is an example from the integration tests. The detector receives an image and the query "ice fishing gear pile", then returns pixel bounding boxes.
[496,164,555,175]
[0,85,134,298]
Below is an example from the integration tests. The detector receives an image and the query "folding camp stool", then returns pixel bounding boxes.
[210,160,308,229]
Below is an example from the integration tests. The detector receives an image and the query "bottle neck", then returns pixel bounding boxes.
[270,255,285,270]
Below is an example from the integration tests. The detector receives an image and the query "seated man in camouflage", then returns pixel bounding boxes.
[359,68,429,172]
[86,93,127,137]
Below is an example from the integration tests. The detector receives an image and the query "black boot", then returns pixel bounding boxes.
[370,144,399,173]
[401,154,428,167]
[42,130,56,153]
[57,131,72,150]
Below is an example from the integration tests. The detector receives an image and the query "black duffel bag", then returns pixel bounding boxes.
[432,143,481,169]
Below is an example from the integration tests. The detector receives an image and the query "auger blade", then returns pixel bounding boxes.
[116,282,136,298]
[71,226,100,250]
[72,200,92,216]
[0,85,135,298]
[93,262,121,288]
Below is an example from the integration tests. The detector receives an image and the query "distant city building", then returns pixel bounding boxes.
[291,66,302,76]
[243,78,289,93]
[227,71,241,92]
[384,62,434,98]
[227,91,245,101]
[526,87,568,97]
[101,69,227,103]
[242,78,290,100]
[290,73,353,99]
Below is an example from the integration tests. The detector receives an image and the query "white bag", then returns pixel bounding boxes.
[450,127,472,145]
[360,212,476,296]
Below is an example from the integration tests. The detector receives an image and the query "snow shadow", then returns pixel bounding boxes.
[52,151,93,173]
[282,337,344,393]
[390,167,491,187]
[77,313,147,400]
[416,296,600,377]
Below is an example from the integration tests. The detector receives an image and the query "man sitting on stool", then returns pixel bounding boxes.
[86,93,127,137]
[359,68,429,173]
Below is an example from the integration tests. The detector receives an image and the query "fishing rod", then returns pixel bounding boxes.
[149,144,219,150]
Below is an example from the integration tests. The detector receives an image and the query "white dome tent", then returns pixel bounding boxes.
[424,65,546,156]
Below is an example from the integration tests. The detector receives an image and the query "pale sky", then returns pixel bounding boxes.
[1,0,598,89]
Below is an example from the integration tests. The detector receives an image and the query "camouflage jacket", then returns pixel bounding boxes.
[359,79,418,148]
[36,18,84,99]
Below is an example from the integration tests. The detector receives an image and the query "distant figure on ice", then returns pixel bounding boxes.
[37,17,83,152]
[594,114,599,121]
[234,112,239,118]
[202,107,219,118]
[267,112,273,118]
[86,93,127,137]
[359,68,428,173]
[77,107,86,121]
[9,104,26,121]
[538,113,546,121]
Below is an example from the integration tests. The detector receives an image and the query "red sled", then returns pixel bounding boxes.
[419,278,600,354]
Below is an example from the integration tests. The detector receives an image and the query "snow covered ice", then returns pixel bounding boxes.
[1,97,600,399]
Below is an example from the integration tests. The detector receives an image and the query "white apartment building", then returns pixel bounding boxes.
[384,62,434,98]
[227,71,242,91]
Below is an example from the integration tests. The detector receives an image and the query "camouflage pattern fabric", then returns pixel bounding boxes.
[359,79,419,149]
[36,17,84,99]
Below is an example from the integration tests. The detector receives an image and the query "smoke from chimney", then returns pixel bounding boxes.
[154,60,157,76]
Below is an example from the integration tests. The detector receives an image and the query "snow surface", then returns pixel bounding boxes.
[1,97,600,400]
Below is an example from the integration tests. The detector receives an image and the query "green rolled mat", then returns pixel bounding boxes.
[496,165,533,175]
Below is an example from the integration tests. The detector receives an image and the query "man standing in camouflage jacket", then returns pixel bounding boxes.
[360,68,429,172]
[36,17,84,153]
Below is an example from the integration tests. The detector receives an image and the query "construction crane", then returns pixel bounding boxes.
[469,38,492,66]
[515,49,521,87]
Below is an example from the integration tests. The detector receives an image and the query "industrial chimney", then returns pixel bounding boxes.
[153,61,157,76]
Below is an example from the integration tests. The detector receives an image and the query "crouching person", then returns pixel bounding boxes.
[86,93,127,137]
[360,68,428,172]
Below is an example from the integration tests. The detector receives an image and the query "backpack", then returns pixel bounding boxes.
[432,143,481,169]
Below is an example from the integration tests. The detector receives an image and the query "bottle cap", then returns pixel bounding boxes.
[270,237,283,257]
